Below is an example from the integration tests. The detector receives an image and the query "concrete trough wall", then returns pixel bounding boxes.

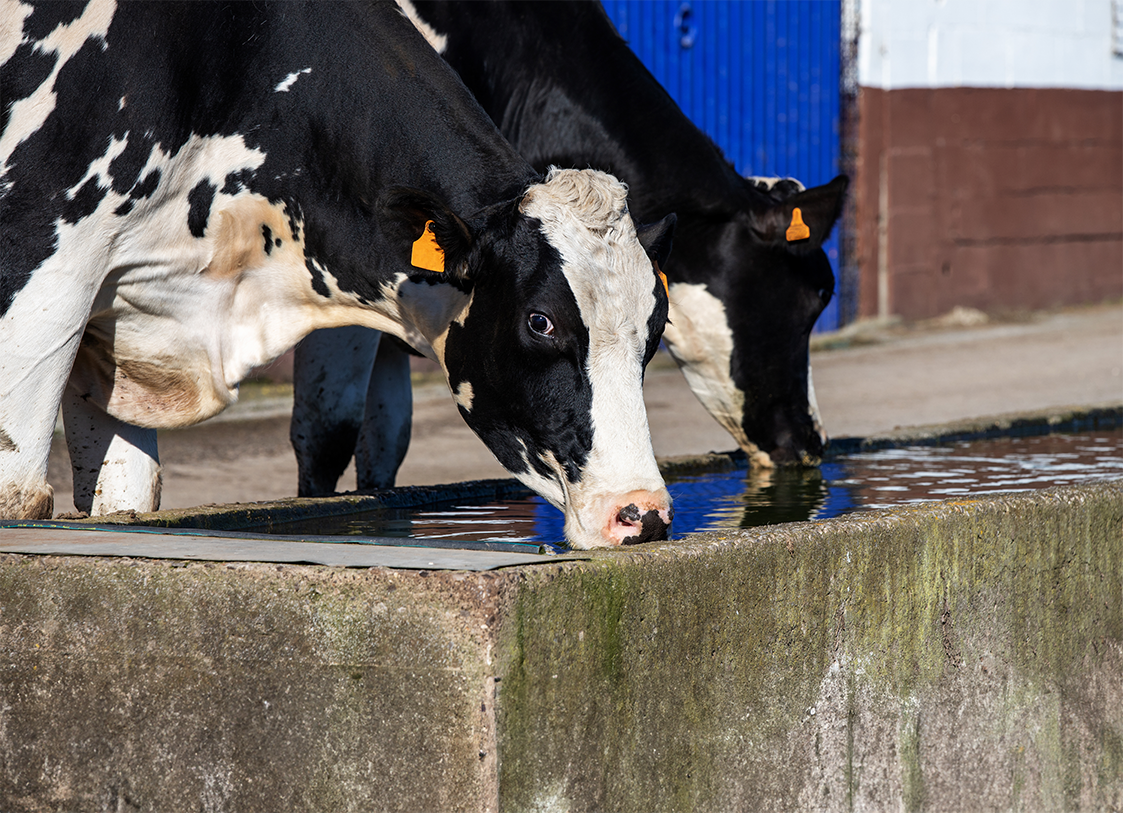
[2,480,1120,811]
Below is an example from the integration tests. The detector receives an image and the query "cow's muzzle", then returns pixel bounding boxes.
[608,491,673,545]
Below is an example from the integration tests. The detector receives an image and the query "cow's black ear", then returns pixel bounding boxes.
[380,187,473,279]
[749,174,848,252]
[636,213,676,269]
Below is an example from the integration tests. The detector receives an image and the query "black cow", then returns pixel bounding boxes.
[0,0,676,548]
[291,0,848,500]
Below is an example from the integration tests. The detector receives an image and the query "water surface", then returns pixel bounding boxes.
[267,431,1122,547]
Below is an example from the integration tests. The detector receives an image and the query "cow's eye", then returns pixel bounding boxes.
[528,312,554,336]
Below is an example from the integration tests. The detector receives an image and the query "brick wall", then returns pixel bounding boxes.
[855,87,1122,319]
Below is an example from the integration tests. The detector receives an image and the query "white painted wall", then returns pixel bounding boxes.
[858,0,1123,89]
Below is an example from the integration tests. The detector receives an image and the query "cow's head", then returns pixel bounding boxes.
[662,174,848,468]
[381,168,675,549]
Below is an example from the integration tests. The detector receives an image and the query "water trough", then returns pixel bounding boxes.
[1,405,1120,811]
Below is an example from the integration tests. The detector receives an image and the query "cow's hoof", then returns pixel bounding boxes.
[0,482,54,520]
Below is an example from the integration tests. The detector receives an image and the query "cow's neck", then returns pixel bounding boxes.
[165,1,536,306]
[427,2,747,224]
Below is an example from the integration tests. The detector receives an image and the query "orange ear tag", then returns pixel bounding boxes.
[786,207,811,242]
[654,261,670,298]
[411,220,445,272]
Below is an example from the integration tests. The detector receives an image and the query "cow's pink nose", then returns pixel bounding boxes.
[607,491,673,545]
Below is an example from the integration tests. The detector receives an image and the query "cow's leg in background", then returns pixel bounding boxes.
[354,337,413,491]
[291,326,380,497]
[62,389,161,515]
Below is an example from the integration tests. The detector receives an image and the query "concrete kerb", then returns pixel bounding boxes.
[1,407,1120,810]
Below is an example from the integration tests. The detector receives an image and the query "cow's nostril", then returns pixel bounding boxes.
[617,503,642,525]
[615,502,671,545]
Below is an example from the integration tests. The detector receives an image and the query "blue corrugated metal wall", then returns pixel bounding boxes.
[600,0,844,330]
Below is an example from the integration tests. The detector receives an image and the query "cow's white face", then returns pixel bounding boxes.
[432,169,674,549]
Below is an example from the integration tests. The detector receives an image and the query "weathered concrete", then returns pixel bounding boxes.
[1,480,1120,811]
[494,482,1123,813]
[0,555,505,812]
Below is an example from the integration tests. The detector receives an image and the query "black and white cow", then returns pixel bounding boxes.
[291,0,848,499]
[0,0,676,549]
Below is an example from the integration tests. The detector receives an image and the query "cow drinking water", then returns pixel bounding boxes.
[0,0,675,548]
[291,0,848,499]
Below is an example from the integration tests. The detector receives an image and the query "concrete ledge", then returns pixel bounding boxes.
[2,481,1120,811]
[824,402,1122,456]
[0,522,554,570]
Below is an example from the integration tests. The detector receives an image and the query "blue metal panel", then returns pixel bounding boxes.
[600,0,843,330]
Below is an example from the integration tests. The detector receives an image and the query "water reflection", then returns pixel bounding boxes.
[666,465,844,532]
[674,432,1122,536]
[263,431,1121,547]
[270,497,548,544]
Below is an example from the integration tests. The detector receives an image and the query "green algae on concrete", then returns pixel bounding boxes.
[493,482,1123,813]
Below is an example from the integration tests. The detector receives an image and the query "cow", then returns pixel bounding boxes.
[0,0,677,549]
[290,0,848,500]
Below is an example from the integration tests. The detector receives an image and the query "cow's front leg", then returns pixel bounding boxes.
[0,283,95,519]
[0,391,56,519]
[354,336,413,491]
[291,326,380,497]
[63,388,161,516]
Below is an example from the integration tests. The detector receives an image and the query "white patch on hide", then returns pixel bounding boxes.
[388,272,471,367]
[7,131,403,435]
[515,442,567,511]
[0,0,117,168]
[0,1,32,65]
[744,175,806,193]
[273,67,311,93]
[806,361,826,446]
[395,0,448,53]
[661,281,773,466]
[452,380,473,413]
